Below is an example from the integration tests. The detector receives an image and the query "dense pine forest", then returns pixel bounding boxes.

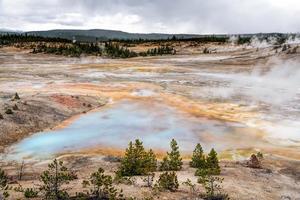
[0,34,71,44]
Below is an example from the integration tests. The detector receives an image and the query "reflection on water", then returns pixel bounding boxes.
[6,100,237,160]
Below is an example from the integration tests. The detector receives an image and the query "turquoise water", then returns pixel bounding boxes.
[5,100,234,160]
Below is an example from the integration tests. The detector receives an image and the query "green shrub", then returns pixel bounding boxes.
[84,167,123,200]
[197,169,228,200]
[159,139,182,171]
[13,185,24,192]
[159,157,170,171]
[74,192,89,200]
[256,152,263,159]
[155,172,179,192]
[0,168,9,199]
[14,92,20,100]
[190,143,206,168]
[39,159,77,200]
[182,179,197,197]
[117,139,157,176]
[144,45,175,56]
[24,188,38,198]
[104,42,137,58]
[5,108,13,115]
[113,173,136,185]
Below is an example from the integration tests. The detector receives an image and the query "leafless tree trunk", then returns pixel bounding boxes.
[18,161,25,181]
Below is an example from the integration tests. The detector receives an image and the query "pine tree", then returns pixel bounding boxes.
[156,171,179,192]
[86,168,123,199]
[144,149,157,173]
[160,139,182,171]
[206,148,220,175]
[159,156,170,171]
[40,159,77,200]
[168,139,183,170]
[133,139,146,175]
[119,141,137,176]
[118,139,157,176]
[197,169,228,199]
[13,92,20,100]
[143,149,157,187]
[190,143,206,168]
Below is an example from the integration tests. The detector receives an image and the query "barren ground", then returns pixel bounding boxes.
[0,42,299,199]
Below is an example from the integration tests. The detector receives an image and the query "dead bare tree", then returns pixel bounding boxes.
[18,161,25,181]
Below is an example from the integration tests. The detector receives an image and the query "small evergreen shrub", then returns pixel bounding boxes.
[256,152,263,159]
[113,173,136,185]
[182,179,197,197]
[159,157,170,171]
[0,168,9,199]
[5,108,13,115]
[24,188,38,198]
[84,167,123,200]
[197,169,228,200]
[155,172,179,192]
[39,159,77,200]
[14,92,20,100]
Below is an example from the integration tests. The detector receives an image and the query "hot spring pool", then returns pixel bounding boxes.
[4,100,238,160]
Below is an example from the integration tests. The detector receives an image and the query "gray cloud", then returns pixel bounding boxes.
[0,0,299,33]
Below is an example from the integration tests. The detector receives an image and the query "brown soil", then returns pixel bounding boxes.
[0,155,299,200]
[0,42,300,199]
[0,92,107,152]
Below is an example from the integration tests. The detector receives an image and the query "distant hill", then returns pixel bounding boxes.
[0,28,22,34]
[0,28,293,42]
[24,29,205,42]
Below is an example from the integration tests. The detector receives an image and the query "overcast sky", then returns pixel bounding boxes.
[0,0,299,34]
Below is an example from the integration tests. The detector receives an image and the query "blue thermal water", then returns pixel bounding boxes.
[6,100,233,160]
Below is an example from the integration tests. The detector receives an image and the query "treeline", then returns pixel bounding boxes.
[104,42,137,58]
[237,36,251,44]
[236,34,290,45]
[143,45,175,56]
[0,139,228,200]
[32,42,175,58]
[0,34,228,46]
[92,42,175,58]
[87,42,175,58]
[0,34,71,45]
[0,33,176,58]
[32,43,102,57]
[113,35,229,44]
[1,33,295,46]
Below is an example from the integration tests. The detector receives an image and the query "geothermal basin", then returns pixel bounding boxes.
[1,48,300,162]
[5,99,244,161]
